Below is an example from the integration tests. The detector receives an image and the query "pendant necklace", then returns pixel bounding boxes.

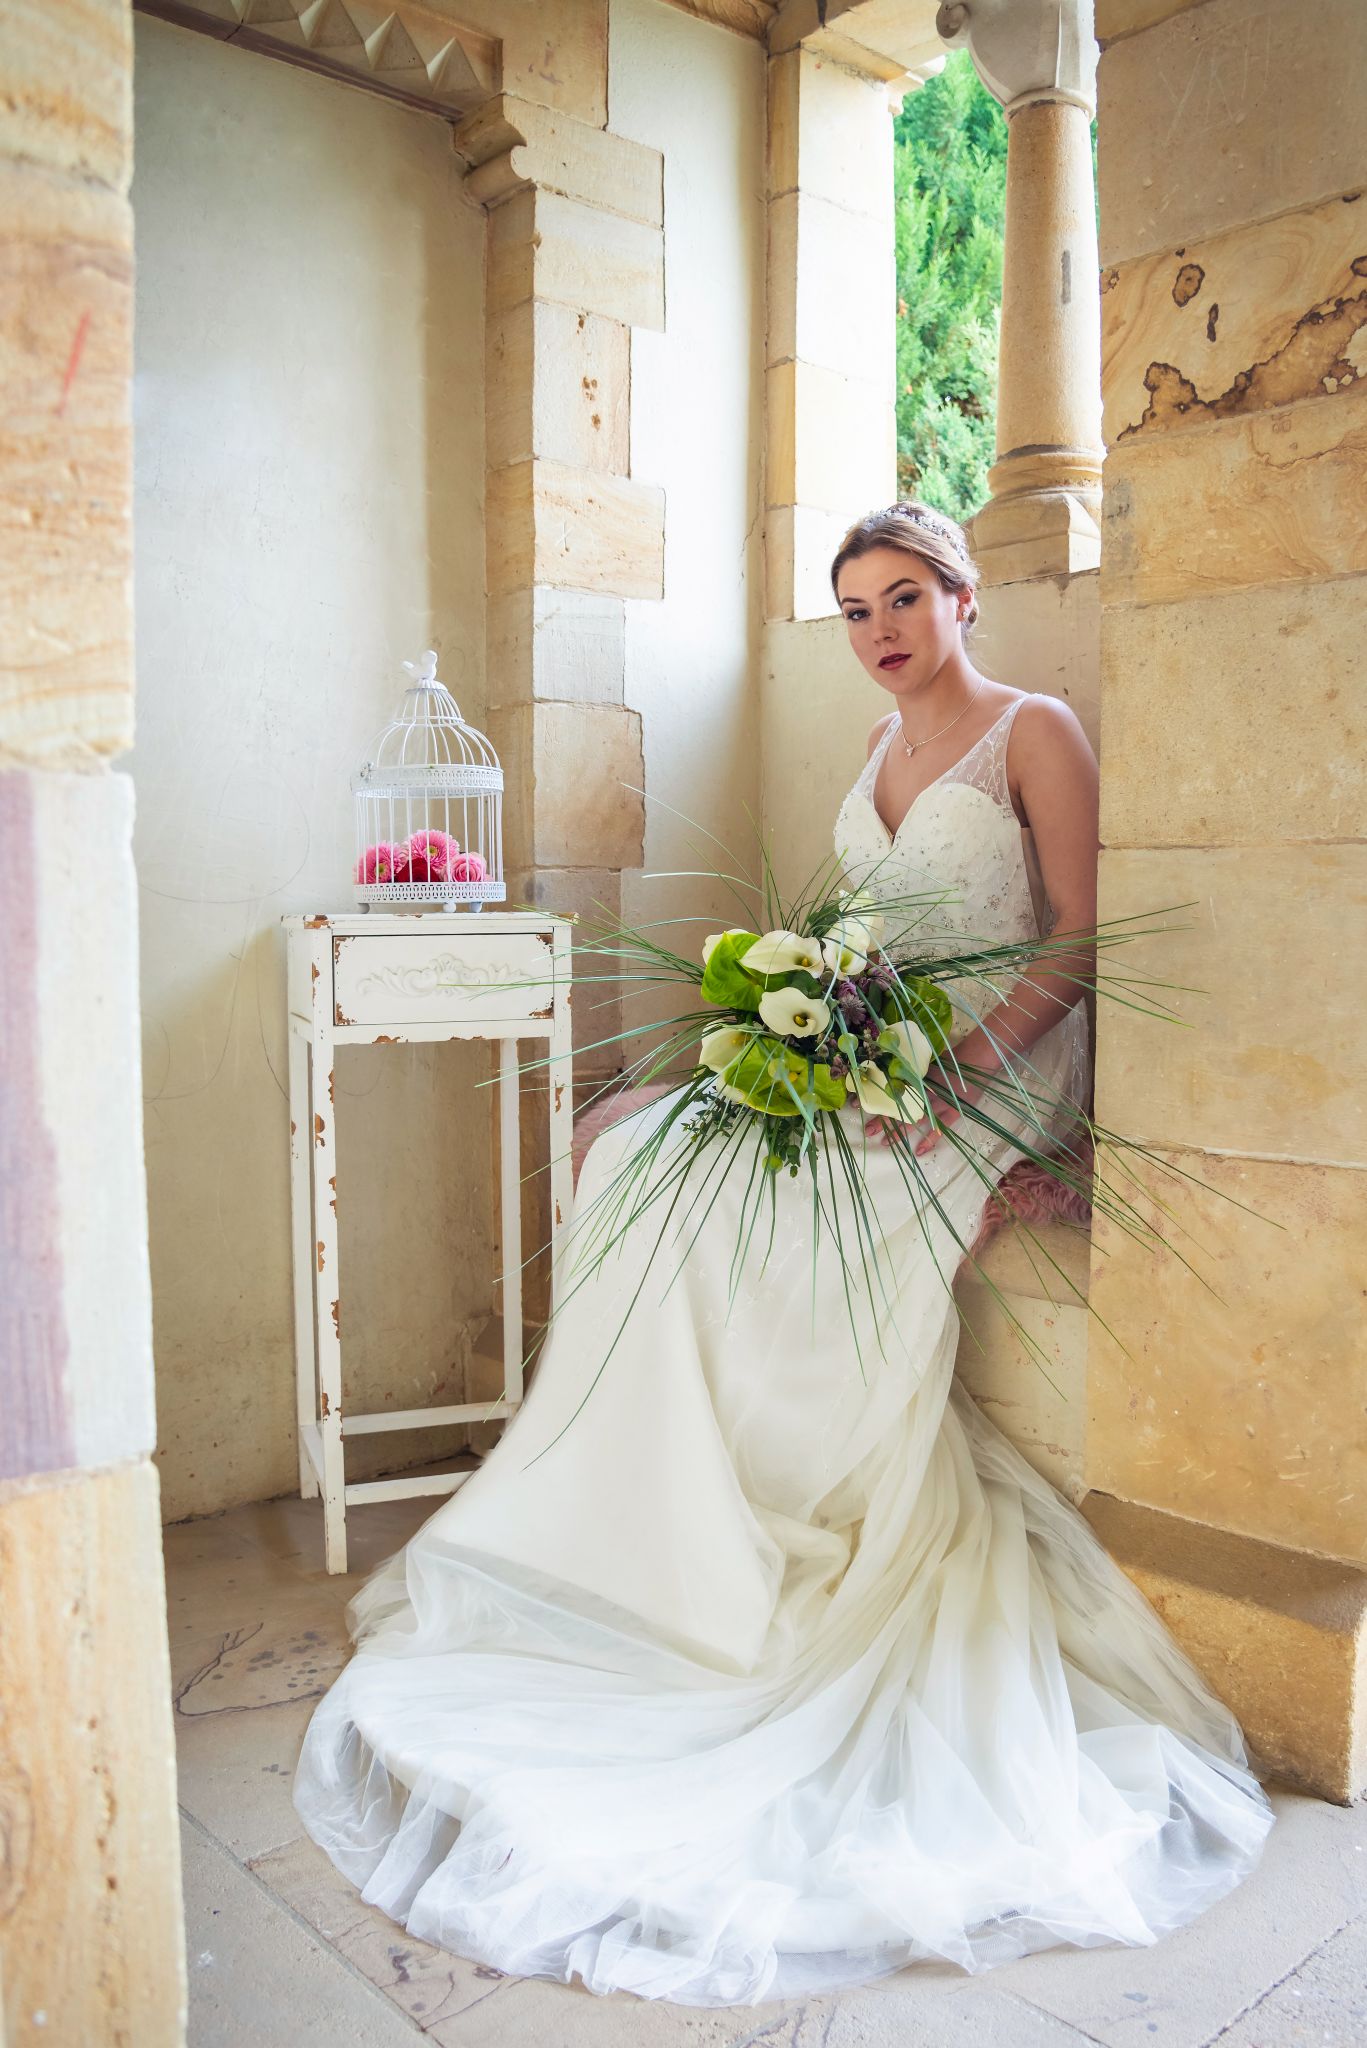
[900,676,986,760]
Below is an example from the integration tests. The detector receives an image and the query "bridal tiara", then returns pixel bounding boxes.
[879,502,973,563]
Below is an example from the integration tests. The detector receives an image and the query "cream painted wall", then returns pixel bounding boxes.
[761,572,1100,888]
[130,16,490,1521]
[608,0,766,1010]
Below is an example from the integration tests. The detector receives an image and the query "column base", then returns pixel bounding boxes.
[1082,1492,1367,1804]
[968,486,1101,585]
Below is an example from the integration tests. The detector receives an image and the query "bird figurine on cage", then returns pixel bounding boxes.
[352,651,505,912]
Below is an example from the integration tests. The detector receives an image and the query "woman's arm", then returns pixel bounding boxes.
[905,694,1099,1157]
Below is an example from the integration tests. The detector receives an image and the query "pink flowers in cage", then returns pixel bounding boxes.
[354,829,488,887]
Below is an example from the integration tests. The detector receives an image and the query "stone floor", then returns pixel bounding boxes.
[165,1486,1367,2048]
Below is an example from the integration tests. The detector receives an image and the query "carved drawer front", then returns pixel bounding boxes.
[332,932,556,1027]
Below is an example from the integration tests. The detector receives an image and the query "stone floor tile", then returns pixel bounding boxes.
[182,1813,424,2047]
[419,1971,797,2047]
[176,1695,315,1862]
[983,1790,1367,2048]
[822,1982,1095,2047]
[1211,1911,1367,2047]
[250,1835,511,2033]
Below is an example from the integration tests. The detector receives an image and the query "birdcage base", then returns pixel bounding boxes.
[355,880,506,912]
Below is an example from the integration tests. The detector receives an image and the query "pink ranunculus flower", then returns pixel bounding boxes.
[395,850,431,883]
[356,841,404,885]
[449,852,487,883]
[406,828,460,879]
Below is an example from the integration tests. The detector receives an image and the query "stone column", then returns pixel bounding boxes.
[1084,0,1367,1801]
[937,0,1104,582]
[453,92,666,1365]
[0,0,186,2037]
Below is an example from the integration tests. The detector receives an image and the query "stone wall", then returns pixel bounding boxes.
[0,0,185,2038]
[131,12,494,1521]
[1085,0,1367,1800]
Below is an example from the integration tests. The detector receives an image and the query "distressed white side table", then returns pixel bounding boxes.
[282,911,574,1573]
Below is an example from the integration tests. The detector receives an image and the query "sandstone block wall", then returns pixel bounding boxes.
[1088,0,1367,1799]
[0,0,186,2036]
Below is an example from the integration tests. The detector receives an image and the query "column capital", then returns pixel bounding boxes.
[935,0,1097,118]
[454,95,663,228]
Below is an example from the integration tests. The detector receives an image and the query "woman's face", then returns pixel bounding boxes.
[835,545,966,694]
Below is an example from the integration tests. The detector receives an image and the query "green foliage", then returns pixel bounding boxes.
[699,930,762,1011]
[893,52,1006,522]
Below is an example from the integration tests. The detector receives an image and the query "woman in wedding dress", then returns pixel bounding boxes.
[293,503,1274,2007]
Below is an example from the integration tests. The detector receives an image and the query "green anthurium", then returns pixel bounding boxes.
[719,1040,846,1117]
[808,1062,849,1112]
[700,930,763,1010]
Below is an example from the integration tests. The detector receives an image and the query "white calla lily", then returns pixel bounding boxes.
[845,1060,917,1122]
[820,915,876,975]
[757,987,831,1039]
[701,926,753,964]
[883,1015,935,1078]
[698,1025,751,1072]
[741,929,825,978]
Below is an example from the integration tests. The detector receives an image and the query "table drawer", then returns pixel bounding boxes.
[332,930,558,1027]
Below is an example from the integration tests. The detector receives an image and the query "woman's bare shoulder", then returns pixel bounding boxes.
[1008,693,1099,820]
[866,710,898,759]
[1011,692,1096,767]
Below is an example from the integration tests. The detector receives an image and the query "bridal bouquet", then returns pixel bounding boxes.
[692,901,954,1165]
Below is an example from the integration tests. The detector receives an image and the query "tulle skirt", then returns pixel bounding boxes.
[293,1010,1273,2005]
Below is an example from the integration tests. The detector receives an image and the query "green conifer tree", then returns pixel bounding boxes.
[894,53,1007,522]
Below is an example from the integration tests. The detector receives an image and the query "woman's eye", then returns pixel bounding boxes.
[894,593,918,607]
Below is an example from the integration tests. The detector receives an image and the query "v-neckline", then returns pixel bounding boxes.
[865,700,1019,846]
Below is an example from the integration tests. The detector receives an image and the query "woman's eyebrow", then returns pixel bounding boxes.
[839,577,917,608]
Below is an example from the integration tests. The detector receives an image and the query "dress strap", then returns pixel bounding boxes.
[940,694,1028,813]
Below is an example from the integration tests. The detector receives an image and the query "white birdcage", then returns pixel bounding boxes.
[352,651,505,911]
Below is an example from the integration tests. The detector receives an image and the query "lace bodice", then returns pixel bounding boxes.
[833,696,1090,1098]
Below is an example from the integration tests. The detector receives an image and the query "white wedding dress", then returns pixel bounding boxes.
[294,696,1274,2006]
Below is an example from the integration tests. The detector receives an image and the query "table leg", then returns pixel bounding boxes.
[288,1022,318,1500]
[312,1018,347,1573]
[499,1036,523,1407]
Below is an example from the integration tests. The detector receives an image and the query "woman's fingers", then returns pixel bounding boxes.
[915,1105,960,1157]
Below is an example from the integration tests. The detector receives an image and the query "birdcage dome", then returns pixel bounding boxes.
[352,651,505,909]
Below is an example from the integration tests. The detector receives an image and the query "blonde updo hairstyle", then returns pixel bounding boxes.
[830,501,981,632]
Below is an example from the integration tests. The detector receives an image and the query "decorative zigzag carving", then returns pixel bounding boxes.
[136,0,500,120]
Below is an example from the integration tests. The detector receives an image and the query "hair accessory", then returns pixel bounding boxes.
[883,502,972,563]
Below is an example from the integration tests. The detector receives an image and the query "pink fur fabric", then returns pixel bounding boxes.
[966,1140,1094,1255]
[573,1088,1095,1252]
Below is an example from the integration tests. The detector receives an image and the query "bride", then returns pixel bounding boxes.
[293,502,1274,2007]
